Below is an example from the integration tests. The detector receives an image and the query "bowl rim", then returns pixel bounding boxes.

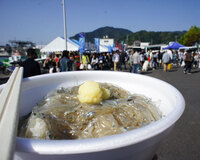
[8,71,185,154]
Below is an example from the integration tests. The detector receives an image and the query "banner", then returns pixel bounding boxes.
[115,42,118,50]
[121,41,124,51]
[79,33,85,53]
[108,45,112,53]
[94,38,100,53]
[119,43,122,50]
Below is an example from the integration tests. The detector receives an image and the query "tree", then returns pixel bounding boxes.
[178,26,200,46]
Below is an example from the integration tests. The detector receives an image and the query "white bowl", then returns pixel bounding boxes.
[1,71,185,160]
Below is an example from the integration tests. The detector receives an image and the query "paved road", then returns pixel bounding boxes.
[143,66,200,160]
[0,66,200,160]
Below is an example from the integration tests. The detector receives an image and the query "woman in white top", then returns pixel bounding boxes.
[91,54,99,70]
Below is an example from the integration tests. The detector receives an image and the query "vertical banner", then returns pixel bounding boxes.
[121,41,124,51]
[94,38,100,53]
[108,45,112,53]
[112,44,116,51]
[79,33,85,53]
[119,43,122,50]
[115,42,118,50]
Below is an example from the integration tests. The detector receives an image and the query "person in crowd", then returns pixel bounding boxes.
[145,50,150,60]
[142,55,149,72]
[140,51,145,67]
[98,53,104,70]
[44,54,55,73]
[49,60,57,73]
[68,54,73,71]
[81,52,90,70]
[198,52,200,69]
[168,48,173,59]
[162,50,171,72]
[175,51,179,66]
[157,51,163,68]
[91,54,99,70]
[106,52,112,70]
[103,52,109,69]
[112,51,120,71]
[193,52,199,68]
[60,50,70,72]
[152,52,158,70]
[70,53,75,71]
[54,54,60,72]
[73,52,80,70]
[20,48,41,78]
[43,55,52,70]
[179,50,185,67]
[172,51,178,66]
[110,52,114,70]
[119,51,127,70]
[131,51,140,73]
[184,50,193,74]
[149,50,153,69]
[89,53,93,63]
[128,50,133,72]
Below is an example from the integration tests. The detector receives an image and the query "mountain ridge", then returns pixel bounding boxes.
[70,26,133,42]
[70,26,187,45]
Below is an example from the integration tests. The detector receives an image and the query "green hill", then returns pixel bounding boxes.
[70,26,133,43]
[124,30,186,45]
[70,26,186,45]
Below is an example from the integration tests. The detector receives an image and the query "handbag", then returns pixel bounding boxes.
[181,61,185,67]
[79,63,84,70]
[87,64,92,70]
[167,63,172,70]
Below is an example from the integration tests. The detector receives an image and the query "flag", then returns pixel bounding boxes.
[112,44,116,51]
[79,32,85,38]
[121,41,124,50]
[108,45,112,53]
[94,38,100,53]
[119,43,122,50]
[115,42,118,50]
[79,33,85,53]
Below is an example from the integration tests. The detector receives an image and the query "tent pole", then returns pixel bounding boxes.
[62,0,67,50]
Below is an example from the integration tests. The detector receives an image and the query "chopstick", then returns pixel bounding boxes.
[0,67,23,160]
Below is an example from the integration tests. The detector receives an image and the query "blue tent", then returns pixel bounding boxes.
[164,42,185,50]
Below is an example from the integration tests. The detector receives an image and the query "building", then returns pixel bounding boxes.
[100,36,114,47]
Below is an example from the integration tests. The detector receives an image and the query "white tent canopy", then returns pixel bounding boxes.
[40,37,79,52]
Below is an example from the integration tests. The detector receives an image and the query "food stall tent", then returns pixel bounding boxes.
[40,37,79,53]
[164,42,185,50]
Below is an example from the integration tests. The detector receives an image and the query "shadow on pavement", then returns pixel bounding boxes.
[169,69,178,72]
[141,71,153,75]
[191,70,200,74]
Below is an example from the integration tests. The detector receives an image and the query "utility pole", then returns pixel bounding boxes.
[151,39,153,45]
[175,35,177,42]
[126,35,129,45]
[62,0,67,50]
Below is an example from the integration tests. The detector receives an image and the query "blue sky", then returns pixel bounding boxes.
[0,0,200,45]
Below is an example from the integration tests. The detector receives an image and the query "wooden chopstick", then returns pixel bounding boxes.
[0,67,23,160]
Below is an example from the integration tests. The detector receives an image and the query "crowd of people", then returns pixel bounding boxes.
[20,48,200,78]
